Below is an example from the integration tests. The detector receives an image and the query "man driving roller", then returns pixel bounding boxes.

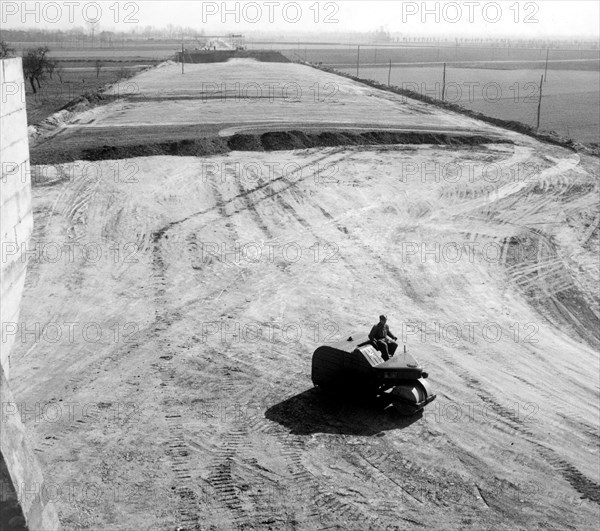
[369,315,398,361]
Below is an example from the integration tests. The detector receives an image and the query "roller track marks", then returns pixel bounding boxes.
[202,376,287,528]
[148,150,345,240]
[437,351,600,507]
[207,426,248,515]
[314,204,422,302]
[151,195,204,528]
[164,413,204,530]
[534,446,600,505]
[245,392,405,530]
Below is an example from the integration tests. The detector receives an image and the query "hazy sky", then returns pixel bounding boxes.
[2,1,599,38]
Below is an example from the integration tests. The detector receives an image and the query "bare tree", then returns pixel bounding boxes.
[22,46,55,93]
[0,40,15,58]
[55,65,65,84]
[86,20,100,47]
[45,59,57,79]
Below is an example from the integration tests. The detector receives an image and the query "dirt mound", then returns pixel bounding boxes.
[82,137,229,161]
[68,130,508,162]
[180,50,290,64]
[226,133,264,151]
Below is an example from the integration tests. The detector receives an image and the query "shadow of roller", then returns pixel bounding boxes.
[265,387,422,436]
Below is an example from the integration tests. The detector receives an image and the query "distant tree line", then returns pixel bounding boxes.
[1,27,597,50]
[0,26,206,48]
[389,36,599,49]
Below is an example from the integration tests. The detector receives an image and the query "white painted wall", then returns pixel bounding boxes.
[0,57,60,530]
[1,57,33,379]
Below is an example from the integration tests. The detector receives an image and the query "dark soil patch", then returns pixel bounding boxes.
[46,130,509,163]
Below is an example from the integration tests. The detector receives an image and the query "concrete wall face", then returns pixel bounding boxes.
[1,365,61,530]
[1,57,33,378]
[0,57,61,530]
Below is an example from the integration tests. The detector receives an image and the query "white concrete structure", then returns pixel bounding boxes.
[1,57,60,531]
[1,57,33,378]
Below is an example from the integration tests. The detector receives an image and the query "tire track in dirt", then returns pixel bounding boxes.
[146,150,345,240]
[147,165,282,528]
[23,205,52,290]
[507,371,600,504]
[243,388,347,528]
[227,167,277,242]
[203,365,255,527]
[245,389,410,530]
[201,155,426,526]
[498,221,600,348]
[533,445,600,505]
[451,151,600,350]
[152,334,203,529]
[259,171,365,285]
[510,371,600,450]
[40,173,101,295]
[194,372,302,528]
[149,206,210,528]
[171,157,331,527]
[436,350,600,507]
[314,204,423,303]
[156,175,265,528]
[53,171,100,243]
[163,411,204,530]
[355,438,493,524]
[356,446,428,509]
[196,150,496,528]
[436,349,539,436]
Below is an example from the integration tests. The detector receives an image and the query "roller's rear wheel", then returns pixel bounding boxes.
[389,379,435,416]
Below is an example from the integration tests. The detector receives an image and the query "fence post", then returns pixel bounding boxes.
[441,63,446,101]
[536,74,543,129]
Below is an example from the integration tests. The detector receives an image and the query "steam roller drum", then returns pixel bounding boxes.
[390,378,436,416]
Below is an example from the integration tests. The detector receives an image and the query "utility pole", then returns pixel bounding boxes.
[181,39,184,75]
[356,45,360,77]
[441,63,446,101]
[388,59,392,86]
[536,74,543,129]
[544,48,549,83]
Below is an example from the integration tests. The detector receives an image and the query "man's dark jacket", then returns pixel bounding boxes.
[369,322,397,341]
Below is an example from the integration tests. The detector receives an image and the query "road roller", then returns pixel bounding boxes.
[311,336,436,415]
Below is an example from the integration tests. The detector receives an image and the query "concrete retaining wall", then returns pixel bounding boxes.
[1,365,61,530]
[1,57,33,378]
[0,57,60,531]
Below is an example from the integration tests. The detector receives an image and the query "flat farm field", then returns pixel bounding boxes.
[338,65,600,144]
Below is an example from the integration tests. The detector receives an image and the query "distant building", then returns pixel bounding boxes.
[373,26,391,43]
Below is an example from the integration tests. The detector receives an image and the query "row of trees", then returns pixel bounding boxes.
[1,26,205,45]
[390,36,599,49]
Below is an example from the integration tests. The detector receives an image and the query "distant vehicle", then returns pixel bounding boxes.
[312,336,436,415]
[236,45,247,51]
